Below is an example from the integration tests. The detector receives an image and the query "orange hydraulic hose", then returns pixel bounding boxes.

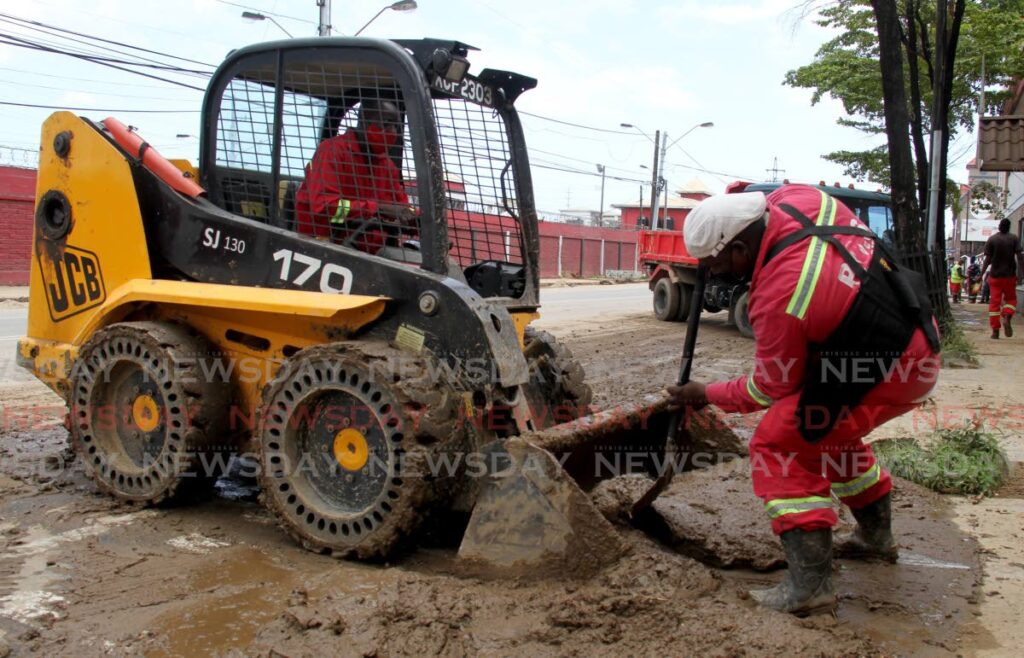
[102,117,205,198]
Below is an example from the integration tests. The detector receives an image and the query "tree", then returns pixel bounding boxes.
[785,0,1024,320]
[785,0,1024,200]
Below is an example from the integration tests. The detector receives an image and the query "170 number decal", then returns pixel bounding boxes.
[273,249,353,294]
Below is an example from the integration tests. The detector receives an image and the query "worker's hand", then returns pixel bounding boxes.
[667,381,708,410]
[378,202,417,224]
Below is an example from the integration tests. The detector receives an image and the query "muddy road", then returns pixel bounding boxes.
[0,292,1002,656]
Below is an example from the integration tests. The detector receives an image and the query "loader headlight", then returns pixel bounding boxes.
[432,48,470,84]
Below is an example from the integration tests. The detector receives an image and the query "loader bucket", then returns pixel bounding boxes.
[457,392,743,575]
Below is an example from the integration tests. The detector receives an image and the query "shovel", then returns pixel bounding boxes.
[630,263,707,517]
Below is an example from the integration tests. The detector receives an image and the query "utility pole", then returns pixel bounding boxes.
[638,184,645,228]
[317,0,332,36]
[766,156,785,183]
[596,164,606,227]
[925,0,947,251]
[649,130,661,230]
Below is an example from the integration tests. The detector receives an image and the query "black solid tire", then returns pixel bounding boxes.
[69,321,232,504]
[733,290,754,338]
[522,327,593,427]
[258,342,464,559]
[653,277,680,321]
[674,283,694,322]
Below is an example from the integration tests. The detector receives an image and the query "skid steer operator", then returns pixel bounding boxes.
[669,185,941,615]
[295,99,416,254]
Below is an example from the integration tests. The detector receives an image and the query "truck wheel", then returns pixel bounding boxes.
[732,290,754,338]
[653,277,680,321]
[70,322,232,505]
[674,283,694,322]
[523,327,593,425]
[258,342,464,559]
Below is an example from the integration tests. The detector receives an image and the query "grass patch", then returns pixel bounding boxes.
[874,420,1009,496]
[939,319,979,367]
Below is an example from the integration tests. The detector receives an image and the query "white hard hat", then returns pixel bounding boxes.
[683,192,767,259]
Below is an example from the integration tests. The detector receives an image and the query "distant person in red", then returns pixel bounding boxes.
[983,218,1024,339]
[295,99,415,253]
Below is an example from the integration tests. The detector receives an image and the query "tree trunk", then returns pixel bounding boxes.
[871,0,924,253]
[904,0,932,214]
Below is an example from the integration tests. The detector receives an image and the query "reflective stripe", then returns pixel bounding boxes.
[764,496,833,519]
[831,463,881,499]
[989,311,1002,316]
[1004,304,1016,311]
[331,198,352,225]
[786,192,837,319]
[746,376,772,407]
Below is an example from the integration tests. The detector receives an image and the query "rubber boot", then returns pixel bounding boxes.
[1003,314,1014,338]
[834,492,898,563]
[750,528,836,615]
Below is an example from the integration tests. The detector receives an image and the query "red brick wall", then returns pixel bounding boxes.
[0,166,36,286]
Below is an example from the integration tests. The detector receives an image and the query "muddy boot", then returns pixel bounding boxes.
[1003,315,1014,337]
[991,328,1000,339]
[750,528,835,615]
[835,492,898,563]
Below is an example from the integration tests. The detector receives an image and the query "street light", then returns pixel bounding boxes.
[620,123,655,144]
[241,11,293,38]
[623,121,713,230]
[355,1,418,36]
[665,121,714,150]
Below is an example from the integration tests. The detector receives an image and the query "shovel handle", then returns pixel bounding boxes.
[630,265,707,517]
[676,263,707,389]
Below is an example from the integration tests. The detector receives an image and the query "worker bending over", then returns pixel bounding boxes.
[670,185,940,615]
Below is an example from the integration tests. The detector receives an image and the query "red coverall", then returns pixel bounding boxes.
[705,185,940,535]
[295,130,409,254]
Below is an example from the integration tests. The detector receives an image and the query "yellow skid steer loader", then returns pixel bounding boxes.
[18,37,734,573]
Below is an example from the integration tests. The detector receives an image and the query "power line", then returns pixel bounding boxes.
[0,100,199,113]
[0,66,194,88]
[0,33,207,90]
[0,77,200,101]
[0,12,216,68]
[520,111,636,135]
[212,0,318,25]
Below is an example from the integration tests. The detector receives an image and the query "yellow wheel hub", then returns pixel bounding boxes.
[333,428,369,472]
[131,394,161,433]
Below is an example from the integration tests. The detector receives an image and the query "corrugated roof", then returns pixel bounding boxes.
[978,115,1024,171]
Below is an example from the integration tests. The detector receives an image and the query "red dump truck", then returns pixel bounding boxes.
[638,181,895,338]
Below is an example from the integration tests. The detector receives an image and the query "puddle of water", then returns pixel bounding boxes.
[148,547,300,658]
[898,552,971,570]
[148,545,394,657]
[166,532,231,555]
[0,512,152,623]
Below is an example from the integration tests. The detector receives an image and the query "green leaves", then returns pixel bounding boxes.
[785,0,1024,182]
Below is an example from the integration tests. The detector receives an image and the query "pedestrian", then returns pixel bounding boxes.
[949,258,965,303]
[980,257,991,304]
[669,185,941,615]
[983,218,1024,339]
[967,256,982,303]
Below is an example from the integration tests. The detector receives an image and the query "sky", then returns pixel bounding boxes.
[0,0,981,216]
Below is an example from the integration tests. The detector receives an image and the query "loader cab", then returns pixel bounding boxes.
[199,37,539,302]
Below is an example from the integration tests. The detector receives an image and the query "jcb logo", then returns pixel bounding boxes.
[39,246,106,321]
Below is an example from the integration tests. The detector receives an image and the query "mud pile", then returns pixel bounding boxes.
[244,537,877,657]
